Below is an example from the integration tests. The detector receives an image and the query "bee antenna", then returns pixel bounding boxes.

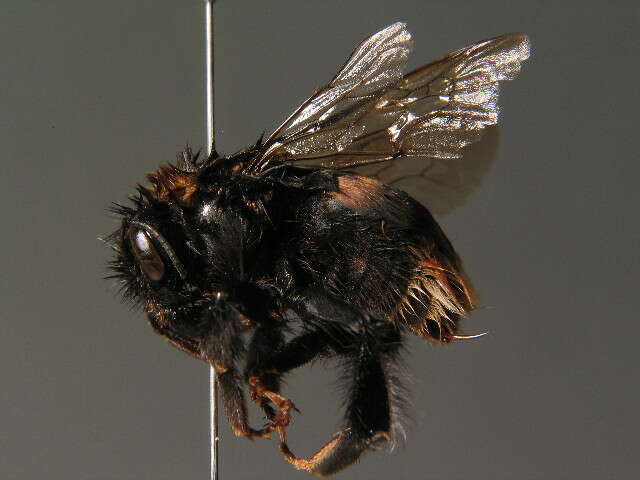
[255,132,265,148]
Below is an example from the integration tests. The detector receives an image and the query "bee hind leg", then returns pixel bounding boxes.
[279,324,405,477]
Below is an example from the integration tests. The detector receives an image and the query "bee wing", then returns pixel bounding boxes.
[248,24,530,188]
[246,22,413,172]
[355,126,501,216]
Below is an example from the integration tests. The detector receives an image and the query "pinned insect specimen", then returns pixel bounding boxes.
[106,23,529,476]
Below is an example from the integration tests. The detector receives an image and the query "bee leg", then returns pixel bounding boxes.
[245,330,331,440]
[279,324,403,477]
[201,318,270,440]
[147,312,201,359]
[244,325,285,424]
[216,368,271,440]
[248,376,299,438]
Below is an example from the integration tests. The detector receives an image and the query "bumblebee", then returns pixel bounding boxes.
[107,23,529,476]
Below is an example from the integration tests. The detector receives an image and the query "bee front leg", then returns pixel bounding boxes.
[201,313,270,440]
[147,312,201,360]
[215,367,271,440]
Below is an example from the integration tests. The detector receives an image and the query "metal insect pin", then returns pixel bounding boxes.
[203,2,219,480]
[106,15,530,477]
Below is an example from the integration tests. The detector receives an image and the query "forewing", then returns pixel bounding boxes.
[385,32,529,160]
[249,29,530,178]
[247,22,413,171]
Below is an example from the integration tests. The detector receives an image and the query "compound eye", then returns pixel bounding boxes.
[128,228,165,281]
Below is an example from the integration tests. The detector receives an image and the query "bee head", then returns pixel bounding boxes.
[105,161,271,323]
[106,193,201,311]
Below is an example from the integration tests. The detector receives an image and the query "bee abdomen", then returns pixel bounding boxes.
[393,248,476,343]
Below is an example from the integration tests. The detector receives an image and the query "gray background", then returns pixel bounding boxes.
[2,1,638,479]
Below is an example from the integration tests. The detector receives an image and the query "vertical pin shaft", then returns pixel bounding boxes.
[204,2,218,480]
[205,0,216,156]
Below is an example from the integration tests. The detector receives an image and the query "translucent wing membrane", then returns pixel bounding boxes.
[248,22,413,171]
[248,23,529,177]
[356,126,501,216]
[385,32,529,160]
